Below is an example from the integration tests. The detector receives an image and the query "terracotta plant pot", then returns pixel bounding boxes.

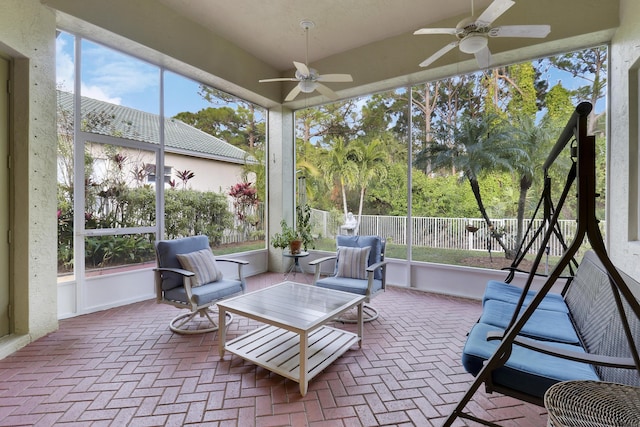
[289,239,303,254]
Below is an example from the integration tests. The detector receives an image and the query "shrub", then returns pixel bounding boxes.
[58,185,233,272]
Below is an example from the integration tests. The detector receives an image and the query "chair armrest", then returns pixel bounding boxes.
[215,258,248,291]
[363,260,388,298]
[366,260,388,272]
[308,255,337,266]
[310,255,337,284]
[154,266,197,305]
[154,266,194,277]
[216,258,249,265]
[486,331,637,369]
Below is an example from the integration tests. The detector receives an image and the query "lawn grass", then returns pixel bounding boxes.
[315,237,515,267]
[213,241,265,255]
[214,238,563,271]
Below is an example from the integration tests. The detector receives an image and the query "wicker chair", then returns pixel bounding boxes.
[544,380,640,426]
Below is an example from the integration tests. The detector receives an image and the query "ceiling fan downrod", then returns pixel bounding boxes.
[300,20,315,67]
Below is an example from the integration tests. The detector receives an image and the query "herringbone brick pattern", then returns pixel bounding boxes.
[0,273,548,426]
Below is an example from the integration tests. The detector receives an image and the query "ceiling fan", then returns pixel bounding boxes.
[259,20,353,102]
[414,0,550,69]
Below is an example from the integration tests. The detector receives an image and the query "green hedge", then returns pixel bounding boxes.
[58,186,233,272]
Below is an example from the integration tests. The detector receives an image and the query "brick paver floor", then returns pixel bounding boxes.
[0,272,548,426]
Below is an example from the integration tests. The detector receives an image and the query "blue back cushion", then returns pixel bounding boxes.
[335,235,384,280]
[156,235,210,291]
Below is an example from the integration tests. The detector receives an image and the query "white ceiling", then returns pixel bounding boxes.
[50,0,618,107]
[156,0,495,71]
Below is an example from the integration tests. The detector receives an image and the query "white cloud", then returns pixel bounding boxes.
[82,42,159,100]
[80,84,122,105]
[55,36,74,92]
[56,34,158,108]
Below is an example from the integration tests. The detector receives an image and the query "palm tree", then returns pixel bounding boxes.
[416,113,527,258]
[350,138,388,234]
[510,114,553,248]
[321,136,358,220]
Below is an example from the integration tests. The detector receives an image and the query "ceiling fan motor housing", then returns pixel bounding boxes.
[459,33,488,53]
[295,68,319,93]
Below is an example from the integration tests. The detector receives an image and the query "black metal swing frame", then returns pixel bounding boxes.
[444,102,640,426]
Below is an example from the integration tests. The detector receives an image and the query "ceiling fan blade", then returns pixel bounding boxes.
[317,73,353,83]
[284,84,302,102]
[413,28,458,36]
[419,41,458,68]
[476,0,515,27]
[293,61,310,77]
[474,46,492,69]
[259,77,298,83]
[490,25,551,38]
[315,83,339,100]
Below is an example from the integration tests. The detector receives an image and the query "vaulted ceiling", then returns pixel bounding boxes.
[48,0,618,109]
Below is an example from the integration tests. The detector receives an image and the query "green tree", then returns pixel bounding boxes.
[541,82,587,218]
[549,46,607,136]
[503,61,551,249]
[416,114,526,257]
[321,137,358,220]
[197,85,266,149]
[296,100,361,211]
[510,115,553,247]
[349,138,388,233]
[506,62,538,117]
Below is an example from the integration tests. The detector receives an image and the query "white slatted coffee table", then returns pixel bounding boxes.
[218,281,365,396]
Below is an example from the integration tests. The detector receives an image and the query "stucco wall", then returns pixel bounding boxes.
[608,0,640,278]
[164,154,245,193]
[0,0,59,355]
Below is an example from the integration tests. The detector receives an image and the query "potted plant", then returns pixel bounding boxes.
[295,203,314,251]
[271,219,303,254]
[271,204,315,254]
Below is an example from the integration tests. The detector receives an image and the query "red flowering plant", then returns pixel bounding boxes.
[229,182,261,240]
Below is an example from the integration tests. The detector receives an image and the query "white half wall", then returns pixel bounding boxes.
[57,250,269,319]
[301,250,553,302]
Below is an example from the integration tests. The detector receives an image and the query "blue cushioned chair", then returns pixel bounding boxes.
[154,235,248,334]
[309,235,387,322]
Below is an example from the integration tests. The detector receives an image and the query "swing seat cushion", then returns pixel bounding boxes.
[461,251,640,403]
[462,322,599,399]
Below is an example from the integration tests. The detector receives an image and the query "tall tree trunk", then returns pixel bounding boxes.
[340,178,348,220]
[468,177,516,259]
[355,186,366,235]
[516,174,532,251]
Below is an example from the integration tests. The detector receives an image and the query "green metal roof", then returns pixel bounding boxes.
[57,91,249,164]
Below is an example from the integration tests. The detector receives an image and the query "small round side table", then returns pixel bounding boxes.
[283,251,309,282]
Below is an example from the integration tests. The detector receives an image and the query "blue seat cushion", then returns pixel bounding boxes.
[316,275,383,296]
[462,322,599,400]
[164,278,243,306]
[483,280,569,313]
[480,299,580,344]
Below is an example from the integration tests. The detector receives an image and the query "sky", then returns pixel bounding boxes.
[56,32,211,117]
[56,31,604,120]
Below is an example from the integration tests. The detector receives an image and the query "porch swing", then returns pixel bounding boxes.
[444,102,640,426]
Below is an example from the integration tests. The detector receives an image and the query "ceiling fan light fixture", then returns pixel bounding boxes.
[459,33,488,54]
[299,80,318,93]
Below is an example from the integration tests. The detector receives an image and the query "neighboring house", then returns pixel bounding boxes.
[57,90,253,194]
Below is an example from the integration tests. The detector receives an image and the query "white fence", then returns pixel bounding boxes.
[311,209,599,257]
[221,201,264,245]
